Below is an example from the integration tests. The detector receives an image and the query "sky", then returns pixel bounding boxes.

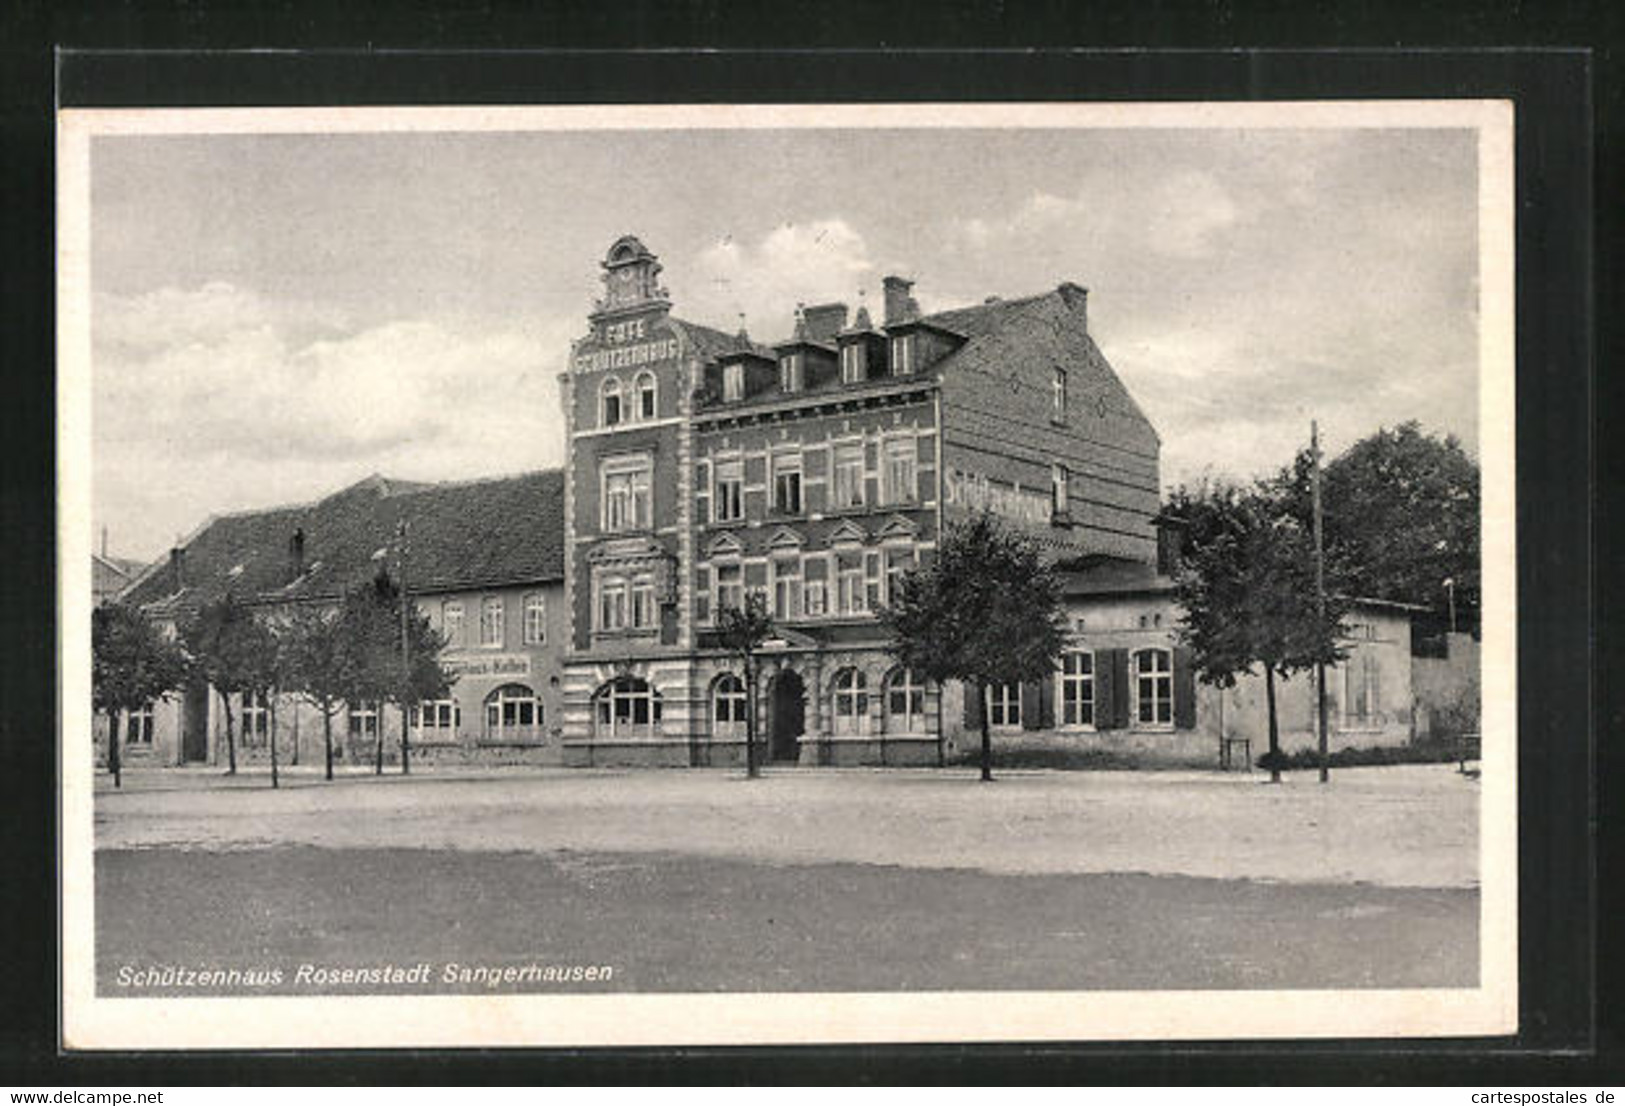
[88,123,1480,562]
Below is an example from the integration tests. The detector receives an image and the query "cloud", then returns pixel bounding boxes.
[93,283,570,557]
[688,219,877,339]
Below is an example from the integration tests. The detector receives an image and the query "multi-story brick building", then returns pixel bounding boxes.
[105,234,1419,774]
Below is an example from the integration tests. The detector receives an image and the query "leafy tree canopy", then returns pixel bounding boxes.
[92,602,187,716]
[181,594,279,698]
[879,513,1068,690]
[334,573,454,708]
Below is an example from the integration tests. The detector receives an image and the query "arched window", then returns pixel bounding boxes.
[485,684,543,742]
[635,371,658,420]
[832,668,869,737]
[712,673,748,738]
[1133,648,1173,726]
[593,676,662,739]
[884,667,927,734]
[600,376,623,427]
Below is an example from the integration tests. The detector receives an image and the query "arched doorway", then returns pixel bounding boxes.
[769,670,805,763]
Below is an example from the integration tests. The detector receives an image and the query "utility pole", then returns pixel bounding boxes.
[1312,420,1330,784]
[397,519,412,776]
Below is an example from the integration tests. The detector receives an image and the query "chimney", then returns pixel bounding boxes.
[1056,282,1089,329]
[289,527,306,581]
[882,275,918,326]
[169,546,186,592]
[801,302,847,343]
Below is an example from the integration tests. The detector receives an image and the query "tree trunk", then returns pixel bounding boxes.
[1265,666,1281,784]
[744,659,759,780]
[978,680,993,782]
[222,692,237,775]
[107,710,121,789]
[400,702,411,776]
[269,695,280,789]
[322,702,334,781]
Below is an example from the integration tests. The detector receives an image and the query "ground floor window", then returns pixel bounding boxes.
[1342,651,1382,727]
[885,667,927,734]
[1060,650,1094,727]
[832,668,869,736]
[347,702,379,741]
[712,673,748,738]
[412,698,461,741]
[987,681,1021,729]
[241,689,270,746]
[123,703,154,745]
[485,684,543,742]
[1134,648,1173,726]
[594,676,662,740]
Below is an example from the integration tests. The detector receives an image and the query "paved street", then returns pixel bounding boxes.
[93,765,1480,993]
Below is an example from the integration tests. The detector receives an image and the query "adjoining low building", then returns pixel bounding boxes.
[109,471,567,770]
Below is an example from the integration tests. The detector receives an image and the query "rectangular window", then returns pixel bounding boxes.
[884,547,917,605]
[694,459,711,524]
[1053,463,1070,518]
[864,551,883,612]
[804,556,829,617]
[630,573,656,629]
[1053,367,1067,421]
[715,563,743,615]
[347,703,378,739]
[840,343,864,383]
[1060,651,1094,727]
[124,703,154,745]
[480,595,504,647]
[598,577,627,631]
[883,437,917,505]
[722,362,744,401]
[773,451,803,515]
[523,593,547,644]
[1135,649,1173,726]
[240,690,270,744]
[602,456,652,533]
[836,551,866,615]
[890,334,915,375]
[413,699,460,737]
[832,443,865,509]
[441,600,465,648]
[714,459,744,522]
[987,682,1021,728]
[779,353,802,393]
[772,557,803,620]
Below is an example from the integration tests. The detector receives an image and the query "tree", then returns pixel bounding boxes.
[333,573,452,775]
[714,592,775,779]
[878,513,1068,782]
[92,602,186,788]
[1162,480,1351,783]
[182,595,279,777]
[1279,421,1480,634]
[280,604,350,780]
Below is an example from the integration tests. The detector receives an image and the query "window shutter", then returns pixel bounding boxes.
[694,566,711,623]
[1039,673,1056,729]
[1096,648,1130,729]
[1111,648,1131,728]
[1020,680,1043,730]
[963,680,985,731]
[1173,646,1197,730]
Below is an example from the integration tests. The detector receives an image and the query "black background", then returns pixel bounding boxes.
[0,4,1611,1086]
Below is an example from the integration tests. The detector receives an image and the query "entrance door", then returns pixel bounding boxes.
[769,671,805,763]
[181,679,209,763]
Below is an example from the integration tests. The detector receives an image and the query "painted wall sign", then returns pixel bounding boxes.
[444,653,533,680]
[944,467,1052,528]
[574,337,679,373]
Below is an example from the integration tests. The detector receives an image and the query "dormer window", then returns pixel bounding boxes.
[722,362,745,402]
[840,343,865,384]
[779,353,803,393]
[635,370,657,419]
[890,334,915,376]
[600,376,623,427]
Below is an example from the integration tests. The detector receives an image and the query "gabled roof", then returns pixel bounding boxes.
[671,317,774,362]
[122,469,565,619]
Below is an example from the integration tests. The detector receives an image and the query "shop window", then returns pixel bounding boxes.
[485,684,542,742]
[593,676,662,740]
[1134,648,1173,726]
[712,673,747,738]
[832,668,869,736]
